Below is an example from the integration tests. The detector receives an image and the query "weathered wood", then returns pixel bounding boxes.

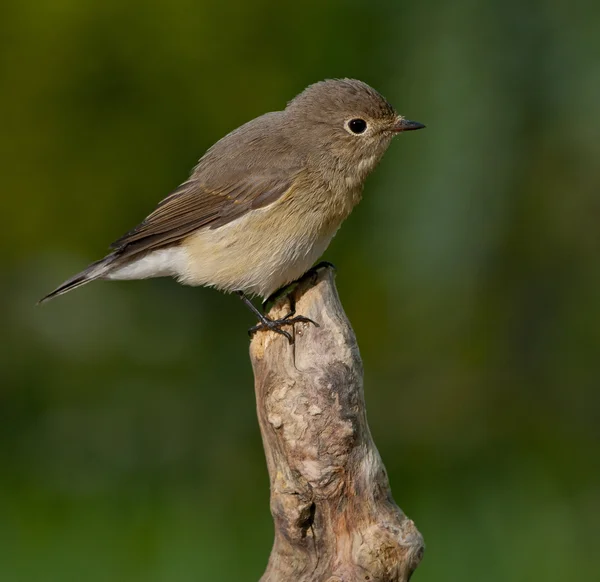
[249,265,424,582]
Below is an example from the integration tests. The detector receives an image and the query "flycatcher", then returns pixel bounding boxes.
[40,78,425,340]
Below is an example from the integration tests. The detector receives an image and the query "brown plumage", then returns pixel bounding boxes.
[40,78,424,304]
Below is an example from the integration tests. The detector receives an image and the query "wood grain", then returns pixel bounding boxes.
[250,265,424,582]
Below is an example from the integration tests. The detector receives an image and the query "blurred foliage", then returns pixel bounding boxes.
[1,0,599,580]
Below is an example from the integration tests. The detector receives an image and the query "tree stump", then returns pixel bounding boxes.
[249,265,424,582]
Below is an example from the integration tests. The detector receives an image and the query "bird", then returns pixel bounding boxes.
[40,78,425,341]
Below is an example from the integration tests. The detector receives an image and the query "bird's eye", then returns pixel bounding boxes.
[347,118,368,134]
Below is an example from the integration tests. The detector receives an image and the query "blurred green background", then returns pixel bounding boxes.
[1,0,599,580]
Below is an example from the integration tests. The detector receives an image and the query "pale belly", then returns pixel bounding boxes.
[180,202,343,298]
[107,181,362,299]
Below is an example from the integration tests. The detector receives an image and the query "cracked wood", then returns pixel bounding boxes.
[249,265,424,582]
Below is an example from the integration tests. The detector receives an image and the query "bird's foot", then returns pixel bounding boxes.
[238,291,318,344]
[248,308,318,344]
[239,262,334,343]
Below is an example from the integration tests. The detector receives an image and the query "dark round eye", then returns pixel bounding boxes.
[348,118,367,134]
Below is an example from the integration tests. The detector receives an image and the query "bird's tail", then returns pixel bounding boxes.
[38,254,118,304]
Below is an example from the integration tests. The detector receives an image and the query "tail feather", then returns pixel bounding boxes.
[38,254,117,304]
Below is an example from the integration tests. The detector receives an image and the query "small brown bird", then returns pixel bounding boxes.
[40,78,424,340]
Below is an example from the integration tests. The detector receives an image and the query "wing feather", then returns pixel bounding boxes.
[109,172,298,257]
[109,110,304,259]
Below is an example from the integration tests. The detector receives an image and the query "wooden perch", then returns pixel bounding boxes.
[249,265,424,582]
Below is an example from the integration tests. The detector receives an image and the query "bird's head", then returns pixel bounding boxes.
[285,78,425,180]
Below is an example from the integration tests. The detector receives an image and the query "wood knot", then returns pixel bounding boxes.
[354,520,424,581]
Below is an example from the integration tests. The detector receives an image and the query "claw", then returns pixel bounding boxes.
[238,287,319,345]
[248,313,318,344]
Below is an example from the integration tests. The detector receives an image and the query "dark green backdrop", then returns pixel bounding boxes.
[1,0,598,580]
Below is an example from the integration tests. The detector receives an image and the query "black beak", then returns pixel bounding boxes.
[393,118,426,132]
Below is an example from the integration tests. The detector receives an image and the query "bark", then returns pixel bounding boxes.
[249,265,424,582]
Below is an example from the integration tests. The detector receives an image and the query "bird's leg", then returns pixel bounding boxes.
[237,291,318,345]
[238,262,334,343]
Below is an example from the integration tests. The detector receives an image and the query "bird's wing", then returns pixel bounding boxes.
[110,170,299,257]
